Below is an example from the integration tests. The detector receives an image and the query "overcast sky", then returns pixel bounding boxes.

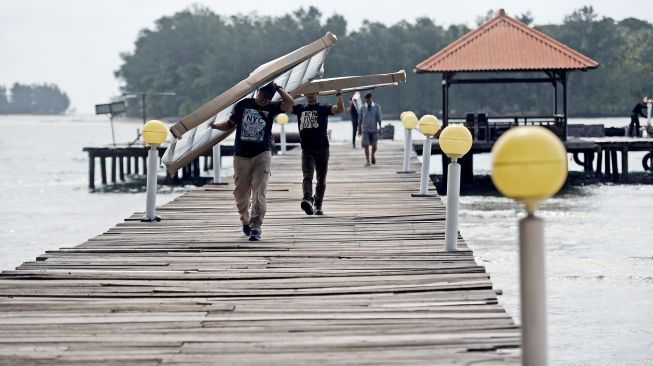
[1,0,651,114]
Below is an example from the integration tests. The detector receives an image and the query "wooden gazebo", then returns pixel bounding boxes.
[414,9,599,142]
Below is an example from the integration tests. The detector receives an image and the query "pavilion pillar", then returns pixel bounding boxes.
[562,71,568,140]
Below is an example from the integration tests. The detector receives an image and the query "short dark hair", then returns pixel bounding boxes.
[364,93,372,99]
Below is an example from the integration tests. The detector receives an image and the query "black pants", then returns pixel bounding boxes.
[629,115,641,137]
[301,148,330,204]
[351,119,358,146]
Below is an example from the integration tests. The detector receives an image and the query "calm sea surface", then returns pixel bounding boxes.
[0,115,651,365]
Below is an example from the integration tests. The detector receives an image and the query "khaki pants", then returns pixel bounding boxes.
[233,151,271,230]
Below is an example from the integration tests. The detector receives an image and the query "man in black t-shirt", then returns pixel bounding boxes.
[212,82,294,240]
[292,91,344,215]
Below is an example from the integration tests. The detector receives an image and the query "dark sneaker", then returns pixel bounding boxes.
[249,229,261,241]
[314,201,323,216]
[242,224,251,236]
[315,209,324,215]
[301,199,314,215]
[371,156,376,165]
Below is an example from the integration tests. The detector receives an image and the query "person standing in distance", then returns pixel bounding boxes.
[357,93,382,166]
[211,82,294,241]
[629,97,649,137]
[292,91,345,215]
[348,95,359,148]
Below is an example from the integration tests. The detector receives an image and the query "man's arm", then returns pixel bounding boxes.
[331,91,345,115]
[211,119,236,131]
[275,83,294,113]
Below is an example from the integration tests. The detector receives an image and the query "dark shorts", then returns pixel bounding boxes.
[361,131,378,148]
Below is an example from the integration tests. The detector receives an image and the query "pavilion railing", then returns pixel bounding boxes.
[448,114,565,142]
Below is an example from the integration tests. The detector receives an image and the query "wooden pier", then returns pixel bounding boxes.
[0,142,519,365]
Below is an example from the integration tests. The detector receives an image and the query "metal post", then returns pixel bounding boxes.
[519,215,547,366]
[445,160,461,251]
[647,101,652,128]
[212,144,222,184]
[419,138,432,195]
[141,93,146,124]
[144,146,159,221]
[402,128,412,172]
[109,115,117,146]
[280,124,287,155]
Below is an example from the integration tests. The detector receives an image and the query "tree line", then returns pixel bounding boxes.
[0,83,70,114]
[115,5,653,119]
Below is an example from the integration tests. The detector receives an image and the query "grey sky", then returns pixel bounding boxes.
[1,0,651,114]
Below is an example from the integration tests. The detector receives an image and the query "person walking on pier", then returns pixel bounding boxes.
[629,97,649,137]
[348,95,359,148]
[211,82,294,241]
[357,93,383,166]
[292,91,344,215]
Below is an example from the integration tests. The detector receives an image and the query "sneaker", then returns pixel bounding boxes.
[364,162,371,167]
[242,224,251,236]
[371,156,376,165]
[301,199,314,215]
[314,201,323,216]
[249,229,261,241]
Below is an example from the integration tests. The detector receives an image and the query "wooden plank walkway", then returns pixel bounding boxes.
[0,142,520,365]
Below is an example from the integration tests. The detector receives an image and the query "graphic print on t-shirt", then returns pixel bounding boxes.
[299,110,319,131]
[241,108,269,142]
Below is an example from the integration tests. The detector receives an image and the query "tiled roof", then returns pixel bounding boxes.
[414,9,599,73]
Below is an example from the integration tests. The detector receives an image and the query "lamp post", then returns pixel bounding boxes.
[399,111,418,173]
[212,143,222,184]
[141,120,168,222]
[439,124,473,251]
[416,115,441,196]
[276,113,289,155]
[491,126,567,366]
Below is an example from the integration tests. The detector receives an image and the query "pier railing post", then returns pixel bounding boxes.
[276,113,288,155]
[491,126,567,366]
[439,125,472,251]
[419,138,432,195]
[414,115,440,196]
[445,160,461,250]
[402,129,412,172]
[399,112,418,173]
[144,146,159,221]
[212,143,222,184]
[280,124,287,155]
[519,215,547,366]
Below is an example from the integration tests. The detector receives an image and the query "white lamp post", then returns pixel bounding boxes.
[276,113,289,155]
[399,111,418,173]
[416,115,441,196]
[491,126,568,366]
[439,125,473,251]
[141,120,168,222]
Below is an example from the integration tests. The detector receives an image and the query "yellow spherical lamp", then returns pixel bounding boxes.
[417,114,441,137]
[400,111,409,121]
[142,120,168,146]
[276,113,289,125]
[491,126,568,214]
[439,124,473,159]
[402,112,418,130]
